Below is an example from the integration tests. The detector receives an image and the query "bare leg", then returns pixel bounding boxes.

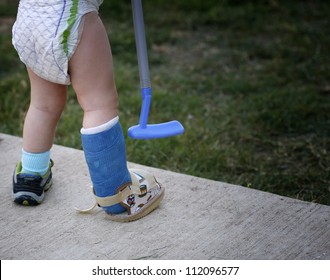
[23,68,67,153]
[69,12,118,128]
[13,68,67,205]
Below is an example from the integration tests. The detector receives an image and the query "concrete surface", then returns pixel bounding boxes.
[0,133,329,260]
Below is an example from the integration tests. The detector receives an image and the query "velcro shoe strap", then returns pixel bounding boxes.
[130,168,156,186]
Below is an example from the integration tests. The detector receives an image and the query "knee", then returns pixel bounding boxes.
[30,97,66,120]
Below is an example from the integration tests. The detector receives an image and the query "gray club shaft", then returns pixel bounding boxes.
[132,0,151,89]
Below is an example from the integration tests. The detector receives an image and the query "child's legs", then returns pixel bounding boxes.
[23,68,67,153]
[69,12,118,128]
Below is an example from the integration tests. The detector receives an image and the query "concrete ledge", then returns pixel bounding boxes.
[0,133,329,260]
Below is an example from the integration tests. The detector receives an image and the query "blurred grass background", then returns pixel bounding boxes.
[0,0,329,205]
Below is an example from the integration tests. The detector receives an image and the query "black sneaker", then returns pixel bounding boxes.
[12,160,54,206]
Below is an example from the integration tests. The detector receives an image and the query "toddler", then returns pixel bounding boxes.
[11,0,164,222]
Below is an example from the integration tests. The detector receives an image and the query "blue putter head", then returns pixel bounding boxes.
[128,88,184,140]
[128,120,184,140]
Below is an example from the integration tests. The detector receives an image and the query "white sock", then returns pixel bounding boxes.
[80,116,119,135]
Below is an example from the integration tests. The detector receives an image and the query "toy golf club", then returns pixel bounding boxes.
[128,0,184,139]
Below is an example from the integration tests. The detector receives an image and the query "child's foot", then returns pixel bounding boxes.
[77,169,165,222]
[12,160,54,206]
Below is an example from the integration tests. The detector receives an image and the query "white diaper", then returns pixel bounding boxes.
[12,0,103,85]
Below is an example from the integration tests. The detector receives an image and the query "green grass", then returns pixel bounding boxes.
[0,0,329,205]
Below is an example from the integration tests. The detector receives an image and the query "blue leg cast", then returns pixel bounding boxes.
[81,122,132,214]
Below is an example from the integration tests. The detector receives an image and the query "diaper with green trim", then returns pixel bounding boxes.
[12,0,103,85]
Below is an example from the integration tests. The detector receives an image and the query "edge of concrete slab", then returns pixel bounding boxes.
[0,133,329,260]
